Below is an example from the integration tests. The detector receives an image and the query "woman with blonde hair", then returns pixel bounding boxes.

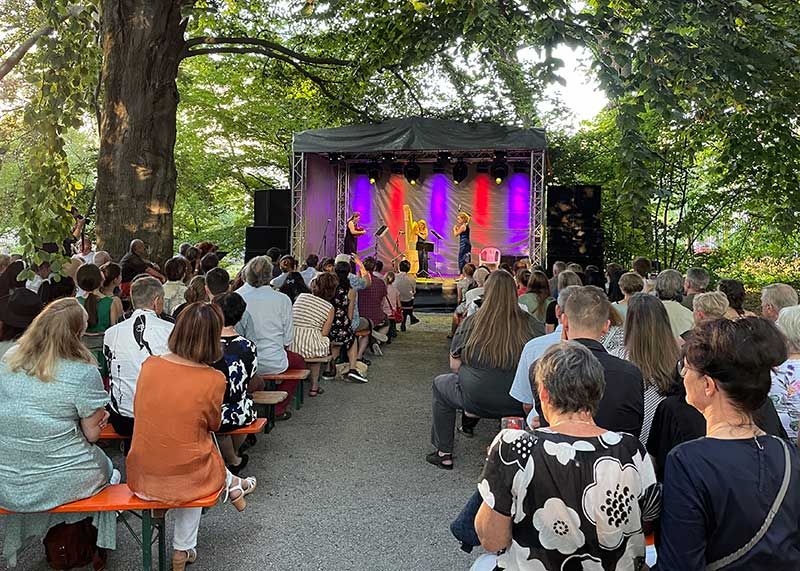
[0,298,117,566]
[453,211,472,272]
[427,270,545,469]
[172,274,208,320]
[413,218,431,277]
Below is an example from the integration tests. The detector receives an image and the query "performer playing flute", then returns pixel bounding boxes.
[344,211,367,254]
[453,212,472,273]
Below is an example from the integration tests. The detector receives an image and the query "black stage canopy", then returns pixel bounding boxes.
[293,117,547,154]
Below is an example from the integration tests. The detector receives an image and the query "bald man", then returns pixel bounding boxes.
[120,239,165,288]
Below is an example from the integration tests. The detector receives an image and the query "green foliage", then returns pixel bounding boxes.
[714,257,800,290]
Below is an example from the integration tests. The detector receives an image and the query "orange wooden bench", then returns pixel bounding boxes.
[0,484,219,570]
[99,418,268,441]
[262,369,311,410]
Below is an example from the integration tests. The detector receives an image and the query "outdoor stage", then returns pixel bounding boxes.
[289,117,548,306]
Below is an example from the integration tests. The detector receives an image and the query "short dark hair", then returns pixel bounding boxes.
[463,263,476,277]
[312,272,338,302]
[205,267,231,296]
[214,292,247,327]
[363,256,376,272]
[632,256,652,278]
[320,257,335,271]
[684,317,787,414]
[399,260,411,272]
[718,279,747,313]
[305,254,319,269]
[169,302,223,364]
[374,260,384,272]
[165,256,186,281]
[564,286,611,332]
[200,253,219,274]
[334,262,351,289]
[266,247,281,262]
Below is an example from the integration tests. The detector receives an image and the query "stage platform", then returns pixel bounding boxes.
[412,276,459,310]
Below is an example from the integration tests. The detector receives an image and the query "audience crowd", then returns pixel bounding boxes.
[1,236,799,570]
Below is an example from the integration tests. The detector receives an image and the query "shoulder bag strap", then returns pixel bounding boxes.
[706,438,792,570]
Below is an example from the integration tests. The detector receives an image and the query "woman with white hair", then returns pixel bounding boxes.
[773,305,800,442]
[655,269,694,338]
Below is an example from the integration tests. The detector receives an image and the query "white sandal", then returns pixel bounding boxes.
[225,476,257,512]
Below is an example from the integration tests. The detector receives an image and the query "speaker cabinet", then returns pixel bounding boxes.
[254,189,291,227]
[245,226,290,261]
[546,185,604,270]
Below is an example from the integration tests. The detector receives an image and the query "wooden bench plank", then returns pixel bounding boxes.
[0,484,220,515]
[305,355,333,363]
[100,418,269,441]
[253,390,289,405]
[261,369,310,381]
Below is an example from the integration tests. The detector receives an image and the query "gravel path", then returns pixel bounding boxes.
[0,313,501,570]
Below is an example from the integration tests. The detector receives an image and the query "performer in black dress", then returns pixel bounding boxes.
[343,212,367,255]
[453,212,472,273]
[414,219,430,277]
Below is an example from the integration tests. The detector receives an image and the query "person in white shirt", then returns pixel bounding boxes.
[236,256,303,420]
[300,254,319,287]
[655,269,695,338]
[25,262,52,294]
[76,236,96,265]
[103,277,173,436]
[465,267,490,316]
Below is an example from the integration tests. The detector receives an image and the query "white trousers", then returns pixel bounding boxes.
[171,470,235,551]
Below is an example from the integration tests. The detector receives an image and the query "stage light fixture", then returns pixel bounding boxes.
[404,161,421,186]
[490,153,509,185]
[452,160,468,185]
[390,162,404,175]
[368,164,381,185]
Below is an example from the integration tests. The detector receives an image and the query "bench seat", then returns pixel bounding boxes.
[262,369,310,410]
[99,418,268,441]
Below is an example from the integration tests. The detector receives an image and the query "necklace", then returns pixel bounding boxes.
[706,420,762,438]
[550,417,596,428]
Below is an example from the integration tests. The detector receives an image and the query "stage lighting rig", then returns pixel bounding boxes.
[452,160,468,185]
[490,152,509,184]
[368,164,381,185]
[404,161,421,186]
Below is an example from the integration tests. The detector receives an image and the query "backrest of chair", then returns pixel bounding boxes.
[480,248,501,263]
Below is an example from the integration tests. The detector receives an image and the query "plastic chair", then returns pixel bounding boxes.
[479,247,501,270]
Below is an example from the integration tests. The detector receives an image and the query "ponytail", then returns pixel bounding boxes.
[84,292,99,329]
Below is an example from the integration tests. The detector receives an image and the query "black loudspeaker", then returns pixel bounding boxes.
[546,185,604,270]
[254,189,291,227]
[245,226,290,262]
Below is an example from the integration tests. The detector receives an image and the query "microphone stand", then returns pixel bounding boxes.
[318,218,331,257]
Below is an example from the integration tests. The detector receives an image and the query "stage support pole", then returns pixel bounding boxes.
[290,150,306,257]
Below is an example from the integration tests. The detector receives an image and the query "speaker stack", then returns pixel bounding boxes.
[546,185,604,270]
[245,189,291,262]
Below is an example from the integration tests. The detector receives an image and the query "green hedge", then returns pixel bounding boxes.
[715,256,800,291]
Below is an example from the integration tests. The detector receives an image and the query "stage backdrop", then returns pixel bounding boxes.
[350,166,531,276]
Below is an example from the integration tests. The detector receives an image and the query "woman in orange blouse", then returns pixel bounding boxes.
[126,302,257,570]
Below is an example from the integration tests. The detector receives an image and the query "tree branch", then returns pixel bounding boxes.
[387,66,424,115]
[182,36,351,67]
[0,5,86,82]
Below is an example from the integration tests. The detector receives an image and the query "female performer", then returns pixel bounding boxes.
[453,212,472,273]
[344,212,367,255]
[413,218,430,277]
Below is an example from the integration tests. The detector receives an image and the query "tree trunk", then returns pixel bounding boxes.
[95,1,185,265]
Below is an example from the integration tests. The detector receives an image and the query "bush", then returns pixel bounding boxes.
[715,256,800,291]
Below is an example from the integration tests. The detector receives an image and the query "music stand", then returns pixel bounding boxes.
[374,224,388,259]
[428,230,444,278]
[416,241,434,278]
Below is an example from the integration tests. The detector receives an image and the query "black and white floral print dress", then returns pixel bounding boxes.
[478,428,661,570]
[328,285,354,348]
[213,335,258,430]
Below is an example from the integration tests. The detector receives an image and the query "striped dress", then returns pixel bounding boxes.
[290,293,332,359]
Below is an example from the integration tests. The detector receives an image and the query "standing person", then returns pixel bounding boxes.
[475,342,660,570]
[452,212,472,273]
[0,299,118,567]
[344,212,367,255]
[682,267,710,310]
[290,273,335,396]
[125,302,257,571]
[624,293,680,446]
[162,256,188,316]
[395,260,419,331]
[325,261,368,384]
[235,256,303,420]
[427,271,544,469]
[718,278,757,319]
[383,271,402,341]
[612,271,644,320]
[658,318,800,570]
[413,218,431,277]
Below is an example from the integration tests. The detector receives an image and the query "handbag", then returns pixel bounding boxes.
[385,295,403,323]
[43,517,107,570]
[706,437,792,570]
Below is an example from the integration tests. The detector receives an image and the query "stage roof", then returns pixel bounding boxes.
[293,117,547,154]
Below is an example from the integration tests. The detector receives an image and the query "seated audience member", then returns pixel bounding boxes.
[510,285,581,425]
[463,266,490,317]
[324,262,368,384]
[199,252,219,275]
[356,256,391,355]
[178,242,191,257]
[536,286,645,438]
[548,260,566,297]
[172,275,208,320]
[682,267,710,310]
[692,291,729,325]
[761,283,799,322]
[544,270,582,333]
[120,239,165,297]
[773,306,800,442]
[212,293,259,474]
[658,318,800,569]
[235,256,303,419]
[300,254,319,286]
[103,277,173,436]
[126,302,256,571]
[40,258,81,304]
[75,236,95,265]
[611,271,643,320]
[632,256,655,293]
[624,293,680,446]
[428,271,544,470]
[25,261,52,294]
[162,256,188,315]
[566,262,583,274]
[290,273,335,396]
[204,266,231,299]
[93,250,111,269]
[718,278,756,319]
[0,261,27,329]
[99,262,122,297]
[183,246,200,280]
[456,263,476,304]
[514,269,531,297]
[0,254,9,276]
[395,259,419,330]
[0,299,117,566]
[77,264,123,375]
[499,262,513,274]
[599,303,626,358]
[655,269,695,338]
[584,266,606,288]
[279,271,311,304]
[270,255,298,288]
[606,262,625,302]
[373,260,386,281]
[518,270,552,322]
[0,287,42,358]
[266,247,282,278]
[475,342,660,570]
[319,257,335,274]
[383,271,402,340]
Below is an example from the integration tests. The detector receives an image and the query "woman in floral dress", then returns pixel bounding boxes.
[475,342,660,570]
[325,262,367,384]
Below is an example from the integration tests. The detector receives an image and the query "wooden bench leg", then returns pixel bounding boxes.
[266,404,275,433]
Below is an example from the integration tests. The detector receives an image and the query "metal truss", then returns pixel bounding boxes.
[529,149,547,266]
[290,151,305,257]
[335,162,349,254]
